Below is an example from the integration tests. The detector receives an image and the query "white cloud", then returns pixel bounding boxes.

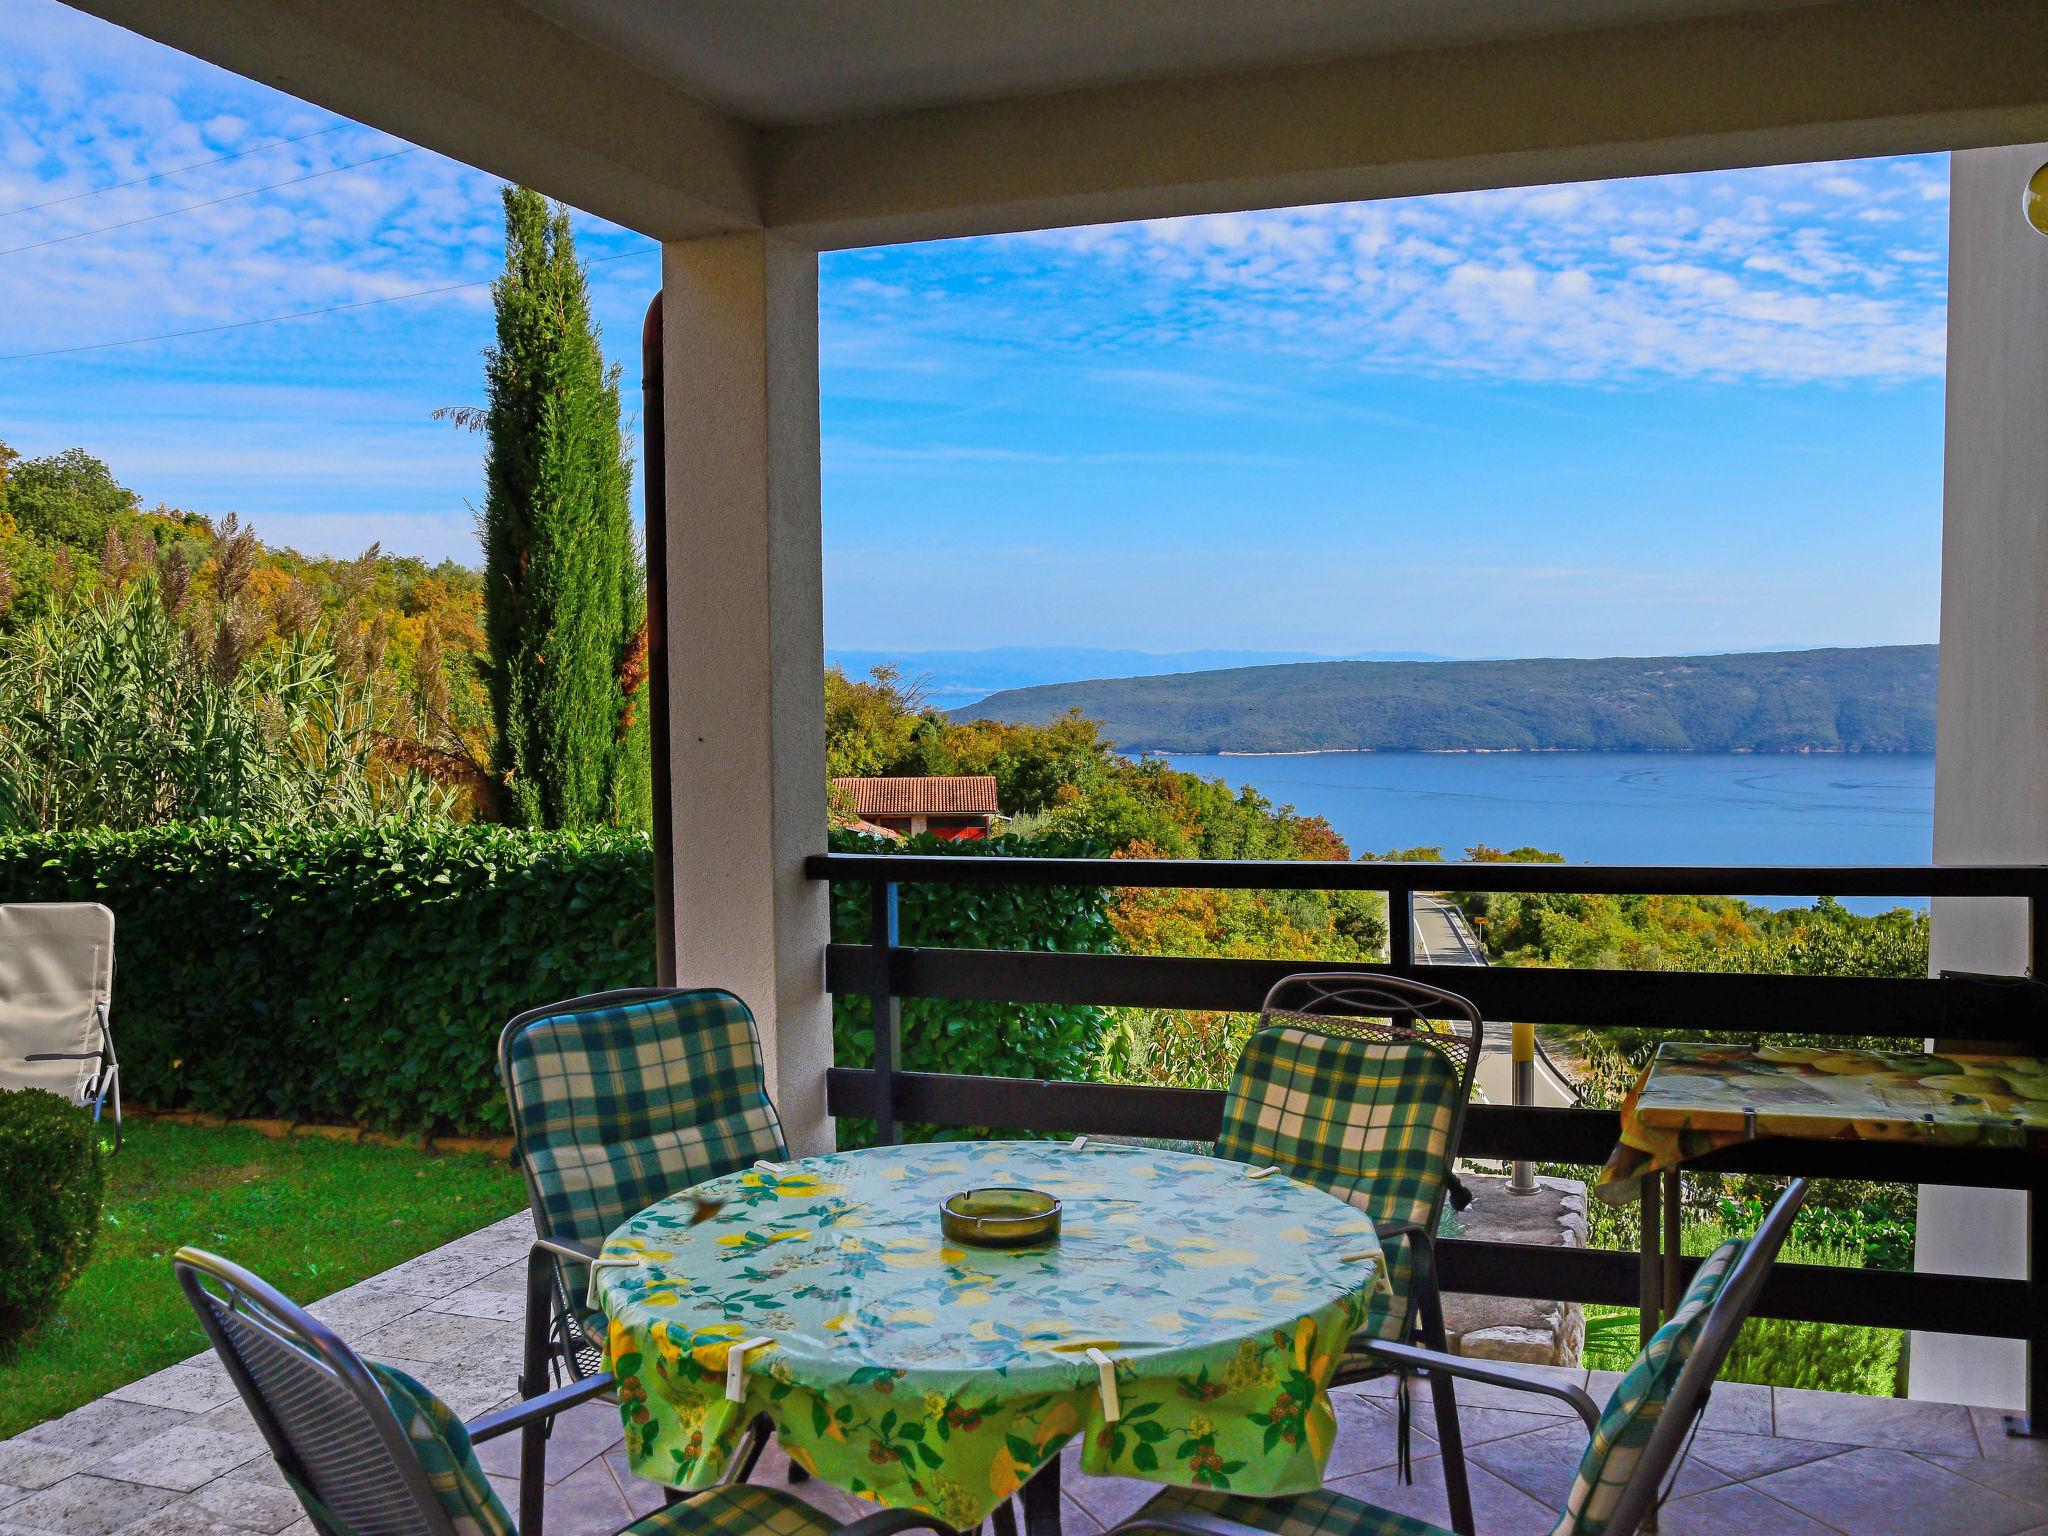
[826,157,1950,390]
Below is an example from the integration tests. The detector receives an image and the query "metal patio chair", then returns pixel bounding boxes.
[1102,1178,1810,1536]
[0,902,119,1148]
[175,1247,954,1536]
[1212,973,1483,1535]
[499,986,793,1493]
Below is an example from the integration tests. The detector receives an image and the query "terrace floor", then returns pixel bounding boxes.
[1,1212,2044,1536]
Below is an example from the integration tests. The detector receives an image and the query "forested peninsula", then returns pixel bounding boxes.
[955,645,1937,754]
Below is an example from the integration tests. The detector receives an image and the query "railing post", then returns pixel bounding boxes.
[869,880,901,1146]
[1387,888,1414,973]
[1508,1021,1538,1196]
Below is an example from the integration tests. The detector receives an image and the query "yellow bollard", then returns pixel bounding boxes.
[1509,1022,1538,1194]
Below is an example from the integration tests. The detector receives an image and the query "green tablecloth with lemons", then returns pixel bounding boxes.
[1597,1042,2048,1203]
[595,1140,1388,1527]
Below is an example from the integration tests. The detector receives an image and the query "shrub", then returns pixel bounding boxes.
[1581,1227,1905,1397]
[0,1088,105,1354]
[0,823,656,1133]
[827,828,1116,1142]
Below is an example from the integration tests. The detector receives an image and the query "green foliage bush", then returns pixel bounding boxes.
[0,823,656,1133]
[0,1088,106,1354]
[827,828,1115,1141]
[1581,1220,1906,1397]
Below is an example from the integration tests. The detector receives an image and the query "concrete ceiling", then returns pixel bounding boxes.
[522,0,1821,127]
[59,0,2048,246]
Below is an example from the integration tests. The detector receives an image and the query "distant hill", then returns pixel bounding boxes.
[828,644,1445,710]
[953,645,1937,754]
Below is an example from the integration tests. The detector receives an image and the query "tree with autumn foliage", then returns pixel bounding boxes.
[479,186,649,830]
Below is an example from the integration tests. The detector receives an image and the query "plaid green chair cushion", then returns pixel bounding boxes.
[370,1362,516,1536]
[625,1484,843,1536]
[1216,1025,1462,1232]
[1129,1483,1452,1536]
[507,990,789,1295]
[1550,1238,1747,1536]
[1217,1024,1462,1351]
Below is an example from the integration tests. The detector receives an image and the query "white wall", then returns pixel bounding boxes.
[1914,142,2048,1408]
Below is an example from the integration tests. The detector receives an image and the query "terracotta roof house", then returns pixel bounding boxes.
[831,775,1001,840]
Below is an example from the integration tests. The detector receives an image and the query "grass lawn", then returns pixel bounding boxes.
[0,1118,525,1439]
[1580,1226,1906,1397]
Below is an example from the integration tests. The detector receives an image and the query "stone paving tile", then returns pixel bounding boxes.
[182,1475,308,1532]
[1926,1451,2048,1511]
[1329,1450,1557,1536]
[434,1276,530,1323]
[1655,1478,1842,1536]
[302,1283,434,1337]
[0,1473,180,1535]
[1057,1442,1156,1531]
[1774,1386,1980,1458]
[105,1361,240,1416]
[1060,1492,1106,1534]
[94,1415,268,1492]
[1471,1419,1727,1508]
[1688,1428,1851,1482]
[1975,1406,2048,1462]
[0,1442,91,1493]
[1320,1398,1408,1480]
[1753,1445,2041,1536]
[0,1489,20,1513]
[475,1396,623,1486]
[532,1458,633,1533]
[16,1398,189,1462]
[1408,1400,1580,1448]
[354,1306,522,1369]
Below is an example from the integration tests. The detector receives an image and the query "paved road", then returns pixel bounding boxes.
[1408,894,1581,1108]
[1412,893,1487,965]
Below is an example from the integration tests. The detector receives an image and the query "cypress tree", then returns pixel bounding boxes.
[481,186,650,829]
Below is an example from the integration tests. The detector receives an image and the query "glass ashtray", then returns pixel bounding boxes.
[940,1187,1062,1248]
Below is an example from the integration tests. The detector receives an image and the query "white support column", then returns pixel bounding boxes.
[660,233,833,1155]
[1914,143,2048,1407]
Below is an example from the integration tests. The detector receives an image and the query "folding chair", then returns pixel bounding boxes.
[1213,973,1482,1535]
[0,903,118,1148]
[1103,1179,1811,1536]
[175,1247,954,1536]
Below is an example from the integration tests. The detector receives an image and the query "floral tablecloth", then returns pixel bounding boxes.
[1596,1042,2048,1203]
[596,1139,1386,1526]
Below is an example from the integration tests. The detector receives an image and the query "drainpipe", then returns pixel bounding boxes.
[642,292,676,987]
[1508,1021,1539,1195]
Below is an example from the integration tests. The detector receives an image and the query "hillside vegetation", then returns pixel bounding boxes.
[958,646,1936,754]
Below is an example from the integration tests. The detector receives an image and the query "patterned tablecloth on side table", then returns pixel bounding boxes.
[1597,1041,2048,1204]
[595,1139,1388,1528]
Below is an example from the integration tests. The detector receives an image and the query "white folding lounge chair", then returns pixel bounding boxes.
[0,903,119,1148]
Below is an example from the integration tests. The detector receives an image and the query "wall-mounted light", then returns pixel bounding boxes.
[2028,162,2048,238]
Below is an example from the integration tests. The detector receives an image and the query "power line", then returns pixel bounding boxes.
[0,124,349,220]
[0,147,419,257]
[0,245,660,362]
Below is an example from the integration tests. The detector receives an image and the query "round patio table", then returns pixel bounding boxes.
[594,1139,1388,1529]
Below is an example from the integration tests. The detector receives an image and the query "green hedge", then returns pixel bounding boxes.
[827,829,1115,1141]
[0,824,655,1133]
[0,824,1118,1137]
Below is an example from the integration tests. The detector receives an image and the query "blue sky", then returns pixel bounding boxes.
[2,0,1949,660]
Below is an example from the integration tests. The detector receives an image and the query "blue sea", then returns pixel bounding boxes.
[1155,751,1937,911]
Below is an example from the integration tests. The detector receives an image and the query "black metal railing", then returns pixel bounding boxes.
[810,851,2048,1416]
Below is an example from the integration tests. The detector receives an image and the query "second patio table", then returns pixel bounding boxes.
[594,1139,1388,1528]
